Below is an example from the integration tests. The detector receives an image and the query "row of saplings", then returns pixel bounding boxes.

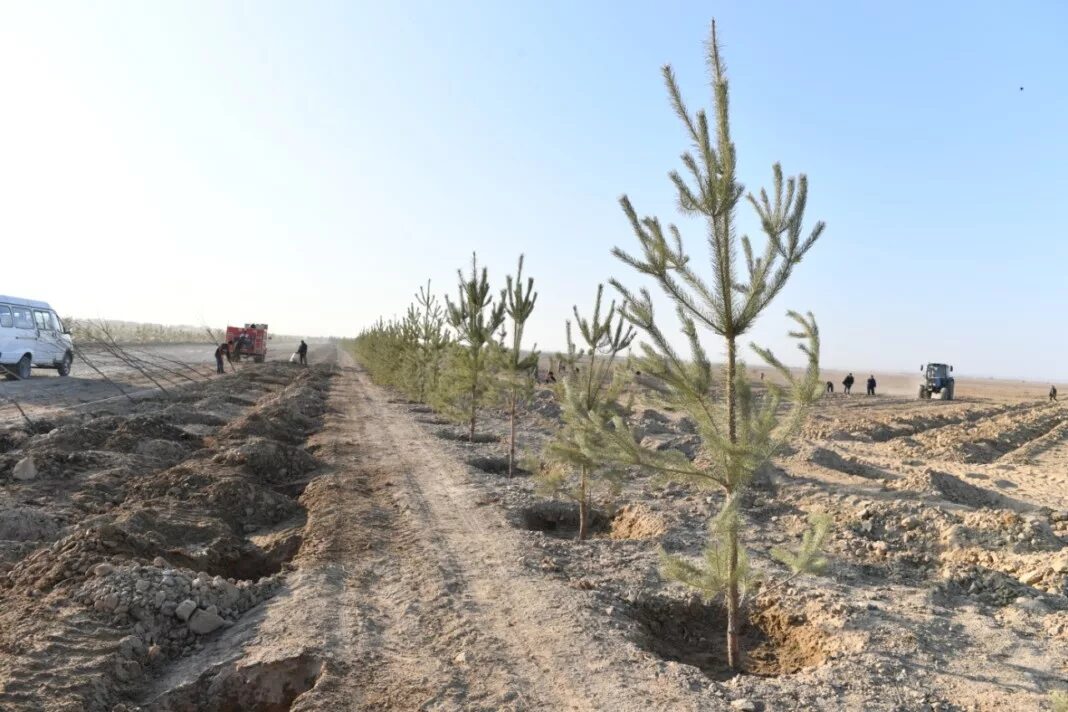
[353,20,831,673]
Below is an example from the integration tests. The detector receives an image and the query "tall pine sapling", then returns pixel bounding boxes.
[607,20,826,670]
[540,285,635,540]
[444,253,506,442]
[500,255,539,477]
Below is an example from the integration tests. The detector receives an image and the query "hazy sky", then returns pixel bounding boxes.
[2,2,1067,379]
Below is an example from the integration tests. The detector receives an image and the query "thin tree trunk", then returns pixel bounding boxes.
[469,359,478,442]
[578,467,589,540]
[724,336,741,670]
[508,386,517,477]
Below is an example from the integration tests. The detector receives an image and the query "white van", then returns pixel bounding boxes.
[0,296,74,379]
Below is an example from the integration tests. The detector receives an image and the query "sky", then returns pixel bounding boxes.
[2,2,1067,380]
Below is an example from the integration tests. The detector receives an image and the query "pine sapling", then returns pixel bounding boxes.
[501,255,539,477]
[413,281,451,402]
[540,285,635,540]
[445,253,506,442]
[606,20,827,669]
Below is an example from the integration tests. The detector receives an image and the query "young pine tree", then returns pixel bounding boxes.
[540,285,635,540]
[606,21,827,669]
[500,255,539,477]
[412,281,451,403]
[444,254,506,442]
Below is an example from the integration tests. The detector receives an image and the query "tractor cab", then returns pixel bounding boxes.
[920,363,955,400]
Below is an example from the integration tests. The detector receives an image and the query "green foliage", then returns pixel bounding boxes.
[352,282,451,402]
[539,285,635,539]
[607,20,827,669]
[771,513,832,576]
[500,255,540,476]
[410,282,452,401]
[661,501,752,600]
[443,253,506,441]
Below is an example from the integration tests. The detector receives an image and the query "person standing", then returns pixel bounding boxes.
[1051,385,1058,402]
[214,342,227,374]
[843,373,855,394]
[297,339,308,366]
[826,380,834,394]
[867,374,877,396]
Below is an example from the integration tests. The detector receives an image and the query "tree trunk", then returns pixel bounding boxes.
[577,467,589,540]
[508,387,517,477]
[725,493,741,670]
[469,362,478,442]
[725,336,741,670]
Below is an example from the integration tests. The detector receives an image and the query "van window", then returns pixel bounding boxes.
[11,307,34,330]
[51,312,64,332]
[34,310,52,331]
[0,307,11,328]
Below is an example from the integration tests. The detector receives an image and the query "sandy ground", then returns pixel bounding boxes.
[0,350,1066,710]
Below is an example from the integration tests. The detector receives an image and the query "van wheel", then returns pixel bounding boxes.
[57,352,73,377]
[16,355,31,380]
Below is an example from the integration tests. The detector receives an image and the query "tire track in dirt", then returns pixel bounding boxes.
[292,372,545,710]
[287,364,663,710]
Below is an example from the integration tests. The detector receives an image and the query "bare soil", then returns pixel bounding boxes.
[1,353,1066,710]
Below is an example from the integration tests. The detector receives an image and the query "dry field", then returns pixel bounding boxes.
[0,352,1065,710]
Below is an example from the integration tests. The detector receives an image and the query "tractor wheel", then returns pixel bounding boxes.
[919,386,929,400]
[944,384,954,401]
[253,354,265,364]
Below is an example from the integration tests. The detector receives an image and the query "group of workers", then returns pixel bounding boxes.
[826,372,877,396]
[214,338,307,374]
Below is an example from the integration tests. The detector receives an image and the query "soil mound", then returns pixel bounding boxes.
[896,468,1010,509]
[213,438,318,483]
[610,503,667,540]
[803,446,888,480]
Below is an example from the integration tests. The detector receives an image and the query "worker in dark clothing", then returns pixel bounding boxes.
[867,375,877,396]
[546,370,556,383]
[1051,385,1058,402]
[214,343,227,374]
[826,380,834,394]
[843,373,855,394]
[297,340,308,366]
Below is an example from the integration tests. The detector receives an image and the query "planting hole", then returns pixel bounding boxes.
[434,428,499,444]
[467,455,529,476]
[416,416,450,425]
[629,596,828,680]
[513,501,608,538]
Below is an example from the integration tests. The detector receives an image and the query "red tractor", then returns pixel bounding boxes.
[225,323,269,363]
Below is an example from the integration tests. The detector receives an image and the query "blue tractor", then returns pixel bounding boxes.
[919,363,955,400]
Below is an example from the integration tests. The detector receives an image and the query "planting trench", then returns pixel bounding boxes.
[0,363,336,711]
